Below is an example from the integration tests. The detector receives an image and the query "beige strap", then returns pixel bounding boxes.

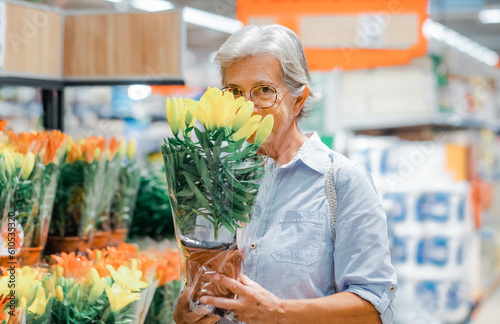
[325,160,339,293]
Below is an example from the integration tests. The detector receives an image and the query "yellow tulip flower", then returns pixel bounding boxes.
[13,267,40,302]
[105,283,141,313]
[88,279,106,305]
[44,276,56,298]
[84,268,100,288]
[56,265,64,278]
[94,148,101,162]
[254,114,275,147]
[106,265,148,292]
[2,149,16,175]
[15,152,24,169]
[83,268,107,304]
[27,287,50,316]
[233,115,262,142]
[166,97,181,135]
[20,152,35,180]
[127,139,136,160]
[227,96,247,128]
[184,110,196,131]
[118,141,126,157]
[20,296,27,309]
[232,101,254,132]
[56,285,64,302]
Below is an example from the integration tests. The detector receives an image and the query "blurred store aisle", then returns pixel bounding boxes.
[471,286,500,324]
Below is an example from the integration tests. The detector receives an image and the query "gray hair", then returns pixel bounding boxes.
[214,24,321,120]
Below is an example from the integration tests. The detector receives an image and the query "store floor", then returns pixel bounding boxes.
[471,286,500,324]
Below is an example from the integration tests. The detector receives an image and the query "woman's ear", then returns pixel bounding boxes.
[293,86,310,117]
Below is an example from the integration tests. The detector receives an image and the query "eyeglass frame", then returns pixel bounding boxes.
[221,84,280,109]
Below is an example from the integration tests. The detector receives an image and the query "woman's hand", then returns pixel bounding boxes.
[199,274,284,324]
[173,288,221,324]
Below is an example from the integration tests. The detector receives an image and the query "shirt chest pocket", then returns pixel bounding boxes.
[271,209,326,265]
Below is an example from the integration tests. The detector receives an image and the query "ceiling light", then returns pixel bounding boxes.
[183,7,243,34]
[422,19,499,67]
[130,0,174,12]
[478,8,500,24]
[105,0,122,3]
[128,85,152,101]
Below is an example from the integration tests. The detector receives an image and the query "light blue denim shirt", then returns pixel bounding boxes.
[238,132,397,323]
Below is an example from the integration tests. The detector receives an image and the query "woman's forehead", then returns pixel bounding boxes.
[225,55,282,87]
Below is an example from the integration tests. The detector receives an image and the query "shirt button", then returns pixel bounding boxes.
[390,286,395,291]
[250,243,256,250]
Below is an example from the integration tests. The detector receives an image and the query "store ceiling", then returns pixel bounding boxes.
[53,0,500,56]
[431,0,500,55]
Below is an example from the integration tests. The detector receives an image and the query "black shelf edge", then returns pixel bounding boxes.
[0,76,65,89]
[63,79,185,86]
[0,76,185,88]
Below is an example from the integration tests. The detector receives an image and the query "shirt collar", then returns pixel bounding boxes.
[279,132,331,174]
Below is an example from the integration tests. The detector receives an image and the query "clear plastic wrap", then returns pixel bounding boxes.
[161,88,274,317]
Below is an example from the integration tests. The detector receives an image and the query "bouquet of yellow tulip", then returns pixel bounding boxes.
[48,136,107,253]
[0,266,53,324]
[49,264,149,324]
[0,264,151,323]
[49,243,180,324]
[109,139,142,244]
[161,87,273,315]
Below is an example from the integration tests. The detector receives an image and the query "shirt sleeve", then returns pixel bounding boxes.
[333,162,397,324]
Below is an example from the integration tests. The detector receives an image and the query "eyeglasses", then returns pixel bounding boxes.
[221,85,278,109]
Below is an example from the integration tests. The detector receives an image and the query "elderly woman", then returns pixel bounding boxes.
[174,24,397,324]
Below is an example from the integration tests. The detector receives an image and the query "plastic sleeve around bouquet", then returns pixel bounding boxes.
[49,142,106,250]
[31,135,66,250]
[110,157,142,236]
[0,148,42,264]
[161,88,274,317]
[95,148,122,235]
[162,130,269,316]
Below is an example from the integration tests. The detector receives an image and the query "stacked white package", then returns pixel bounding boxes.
[348,136,474,324]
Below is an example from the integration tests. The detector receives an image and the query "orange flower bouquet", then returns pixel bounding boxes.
[93,137,125,249]
[0,124,66,265]
[109,139,141,244]
[48,136,106,253]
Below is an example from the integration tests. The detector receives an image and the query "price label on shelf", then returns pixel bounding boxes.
[0,2,5,71]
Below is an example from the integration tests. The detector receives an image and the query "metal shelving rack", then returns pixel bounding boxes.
[0,76,184,131]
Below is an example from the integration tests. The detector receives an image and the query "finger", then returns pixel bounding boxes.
[239,273,259,288]
[199,295,241,311]
[215,274,247,295]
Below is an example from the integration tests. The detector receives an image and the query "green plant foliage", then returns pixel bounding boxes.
[129,163,174,240]
[162,126,266,241]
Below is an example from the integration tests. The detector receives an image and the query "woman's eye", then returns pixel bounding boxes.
[261,86,270,93]
[231,89,240,96]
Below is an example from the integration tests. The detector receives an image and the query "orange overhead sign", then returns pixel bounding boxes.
[236,0,429,71]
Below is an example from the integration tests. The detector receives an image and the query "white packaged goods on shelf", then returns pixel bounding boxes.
[394,276,471,324]
[348,135,475,324]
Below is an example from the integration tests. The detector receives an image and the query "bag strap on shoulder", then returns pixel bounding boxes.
[325,159,339,293]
